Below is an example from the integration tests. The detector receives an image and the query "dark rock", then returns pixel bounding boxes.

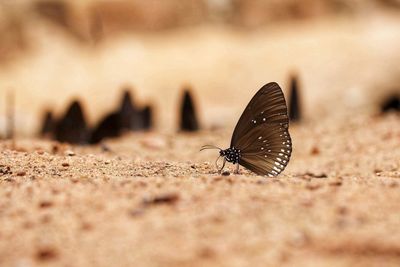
[90,112,122,144]
[119,89,141,131]
[140,105,153,130]
[381,95,400,113]
[54,100,90,144]
[40,110,55,137]
[179,89,199,131]
[288,74,302,122]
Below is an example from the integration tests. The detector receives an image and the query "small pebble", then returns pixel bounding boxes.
[36,248,58,261]
[222,171,230,176]
[304,172,327,179]
[51,145,59,154]
[143,192,180,206]
[62,163,70,167]
[100,143,111,152]
[310,146,320,155]
[305,183,322,191]
[65,150,75,156]
[329,180,342,186]
[17,171,26,176]
[39,201,53,209]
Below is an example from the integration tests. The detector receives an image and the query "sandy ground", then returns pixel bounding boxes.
[0,113,399,267]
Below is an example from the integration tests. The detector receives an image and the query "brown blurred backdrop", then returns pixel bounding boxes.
[0,0,400,136]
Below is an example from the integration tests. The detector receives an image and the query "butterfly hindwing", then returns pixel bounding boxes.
[238,123,291,176]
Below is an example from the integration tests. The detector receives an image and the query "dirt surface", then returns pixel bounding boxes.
[0,113,399,267]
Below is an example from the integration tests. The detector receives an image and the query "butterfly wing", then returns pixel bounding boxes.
[237,123,291,176]
[231,82,292,176]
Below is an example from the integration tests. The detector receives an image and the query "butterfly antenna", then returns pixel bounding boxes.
[200,144,222,152]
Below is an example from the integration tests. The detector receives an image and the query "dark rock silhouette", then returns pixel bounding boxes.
[288,75,302,122]
[179,89,199,131]
[90,112,121,144]
[140,105,153,130]
[119,90,142,131]
[89,89,154,144]
[55,100,89,144]
[381,95,400,113]
[40,110,55,137]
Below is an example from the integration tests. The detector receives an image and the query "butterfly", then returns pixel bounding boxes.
[201,82,292,177]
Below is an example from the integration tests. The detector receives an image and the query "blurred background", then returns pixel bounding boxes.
[0,0,400,136]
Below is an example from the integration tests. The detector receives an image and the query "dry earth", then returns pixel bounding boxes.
[0,113,399,267]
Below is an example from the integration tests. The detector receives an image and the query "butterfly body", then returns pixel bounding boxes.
[220,147,241,164]
[202,82,292,177]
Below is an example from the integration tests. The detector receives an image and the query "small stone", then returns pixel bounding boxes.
[100,143,111,152]
[310,146,320,155]
[221,171,230,176]
[299,198,313,207]
[65,150,75,156]
[17,171,26,176]
[329,180,342,186]
[40,214,52,224]
[213,176,223,182]
[336,206,348,215]
[198,246,216,259]
[142,192,180,206]
[304,172,327,179]
[81,222,93,231]
[61,163,70,167]
[51,144,59,154]
[305,183,321,191]
[39,201,53,209]
[36,247,58,261]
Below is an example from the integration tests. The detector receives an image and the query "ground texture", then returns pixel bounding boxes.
[0,114,399,267]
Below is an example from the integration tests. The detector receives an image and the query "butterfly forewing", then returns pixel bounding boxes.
[231,82,289,147]
[231,82,292,176]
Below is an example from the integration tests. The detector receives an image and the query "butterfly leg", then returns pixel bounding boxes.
[234,163,240,174]
[218,158,226,174]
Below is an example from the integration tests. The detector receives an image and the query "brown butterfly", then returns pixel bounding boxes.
[201,82,292,177]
